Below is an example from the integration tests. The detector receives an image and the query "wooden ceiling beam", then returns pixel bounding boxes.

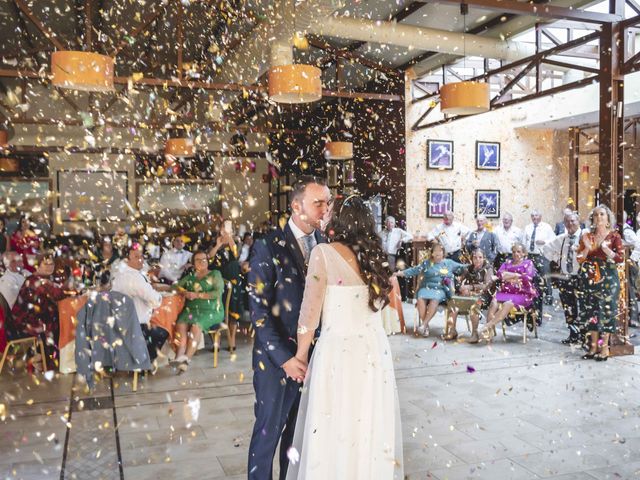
[111,2,164,57]
[13,0,66,51]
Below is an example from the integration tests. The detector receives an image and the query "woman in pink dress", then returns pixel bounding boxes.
[10,215,41,272]
[479,242,538,340]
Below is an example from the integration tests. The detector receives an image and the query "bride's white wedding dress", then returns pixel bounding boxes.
[286,244,403,480]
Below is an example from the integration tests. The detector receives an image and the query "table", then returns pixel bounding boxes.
[58,293,183,374]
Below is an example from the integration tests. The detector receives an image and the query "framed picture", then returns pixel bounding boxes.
[476,141,500,170]
[427,140,454,170]
[427,189,454,218]
[476,190,500,218]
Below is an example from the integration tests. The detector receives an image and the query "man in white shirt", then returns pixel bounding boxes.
[111,244,166,362]
[493,212,522,268]
[379,216,413,270]
[427,211,470,263]
[522,210,556,304]
[159,236,192,283]
[543,213,583,343]
[622,212,639,327]
[238,232,254,264]
[0,252,28,321]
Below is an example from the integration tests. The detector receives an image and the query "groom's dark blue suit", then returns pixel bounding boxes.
[247,223,324,480]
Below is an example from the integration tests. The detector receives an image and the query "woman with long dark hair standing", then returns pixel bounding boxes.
[286,195,403,480]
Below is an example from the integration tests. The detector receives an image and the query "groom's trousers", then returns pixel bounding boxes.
[248,365,301,480]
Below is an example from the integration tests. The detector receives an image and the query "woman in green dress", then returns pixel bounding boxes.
[173,250,224,370]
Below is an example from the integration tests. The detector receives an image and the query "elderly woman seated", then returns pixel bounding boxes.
[172,250,225,372]
[8,252,70,369]
[479,242,538,341]
[445,248,495,343]
[395,243,466,337]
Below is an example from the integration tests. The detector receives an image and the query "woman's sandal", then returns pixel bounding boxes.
[442,331,458,341]
[582,352,596,360]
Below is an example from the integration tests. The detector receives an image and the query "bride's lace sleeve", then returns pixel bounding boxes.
[297,244,328,335]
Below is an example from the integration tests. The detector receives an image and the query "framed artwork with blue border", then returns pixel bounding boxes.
[476,141,500,170]
[475,190,500,218]
[427,140,454,170]
[427,189,454,218]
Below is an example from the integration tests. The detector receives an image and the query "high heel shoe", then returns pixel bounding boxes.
[594,352,609,362]
[582,352,596,360]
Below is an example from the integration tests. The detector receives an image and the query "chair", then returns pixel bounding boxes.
[208,281,233,368]
[497,274,543,343]
[0,337,47,374]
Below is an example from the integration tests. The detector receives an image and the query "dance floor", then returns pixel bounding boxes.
[2,301,640,480]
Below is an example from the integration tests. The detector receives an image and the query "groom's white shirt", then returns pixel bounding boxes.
[288,218,315,256]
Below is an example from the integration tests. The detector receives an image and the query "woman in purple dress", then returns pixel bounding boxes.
[479,242,538,340]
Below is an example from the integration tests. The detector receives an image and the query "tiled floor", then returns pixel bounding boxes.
[1,301,640,480]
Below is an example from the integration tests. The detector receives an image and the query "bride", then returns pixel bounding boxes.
[286,195,404,479]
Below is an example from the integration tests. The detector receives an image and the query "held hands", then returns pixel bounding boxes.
[283,356,307,383]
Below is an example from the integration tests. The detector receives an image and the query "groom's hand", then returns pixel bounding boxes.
[282,357,307,383]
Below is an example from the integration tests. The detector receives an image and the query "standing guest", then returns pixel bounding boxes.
[238,232,254,263]
[465,214,498,264]
[172,250,225,372]
[543,212,583,344]
[379,215,413,271]
[209,228,242,352]
[622,212,639,327]
[159,235,192,283]
[111,244,166,366]
[0,252,29,321]
[446,248,494,343]
[9,253,69,369]
[10,215,41,272]
[554,204,577,235]
[522,210,555,304]
[0,217,10,255]
[427,211,470,263]
[494,212,522,269]
[479,242,538,340]
[577,205,624,361]
[247,176,329,480]
[395,243,466,337]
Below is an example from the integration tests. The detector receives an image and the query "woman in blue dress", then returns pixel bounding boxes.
[396,243,466,337]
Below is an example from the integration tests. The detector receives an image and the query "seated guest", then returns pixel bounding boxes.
[465,214,498,264]
[92,237,119,287]
[10,214,41,272]
[111,244,166,366]
[445,248,494,343]
[0,252,29,319]
[172,250,225,372]
[479,242,538,341]
[395,243,466,337]
[577,205,624,361]
[9,253,69,369]
[159,235,192,283]
[543,212,583,344]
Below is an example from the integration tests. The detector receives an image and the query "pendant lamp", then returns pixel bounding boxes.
[439,3,490,116]
[165,138,195,157]
[324,141,353,160]
[51,51,115,92]
[269,64,322,104]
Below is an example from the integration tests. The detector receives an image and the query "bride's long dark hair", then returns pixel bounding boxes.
[326,195,392,312]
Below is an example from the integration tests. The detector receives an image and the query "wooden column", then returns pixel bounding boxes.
[568,128,579,207]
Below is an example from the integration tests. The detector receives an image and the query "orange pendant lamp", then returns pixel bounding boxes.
[165,137,195,157]
[269,64,322,104]
[324,141,353,160]
[440,81,490,116]
[51,51,115,92]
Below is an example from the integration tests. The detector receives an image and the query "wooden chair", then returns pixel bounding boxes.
[500,307,539,343]
[208,281,233,368]
[0,337,47,374]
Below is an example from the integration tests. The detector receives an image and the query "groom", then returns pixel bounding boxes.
[247,176,331,480]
